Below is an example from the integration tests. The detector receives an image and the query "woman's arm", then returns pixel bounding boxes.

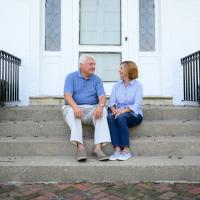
[128,83,143,114]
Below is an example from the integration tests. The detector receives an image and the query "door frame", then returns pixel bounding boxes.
[72,0,139,94]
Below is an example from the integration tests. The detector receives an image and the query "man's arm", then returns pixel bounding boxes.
[98,95,106,108]
[93,95,106,119]
[64,93,84,119]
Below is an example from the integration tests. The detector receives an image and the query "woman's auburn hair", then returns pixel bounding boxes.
[121,61,138,80]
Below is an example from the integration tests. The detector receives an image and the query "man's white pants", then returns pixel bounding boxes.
[62,105,111,145]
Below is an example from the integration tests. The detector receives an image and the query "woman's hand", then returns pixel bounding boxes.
[111,107,131,118]
[110,107,123,118]
[110,106,118,115]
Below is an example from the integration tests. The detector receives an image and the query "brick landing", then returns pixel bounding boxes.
[0,182,200,200]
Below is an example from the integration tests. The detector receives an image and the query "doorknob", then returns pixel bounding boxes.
[125,36,128,41]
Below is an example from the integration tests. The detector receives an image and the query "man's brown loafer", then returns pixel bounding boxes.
[77,149,87,161]
[91,149,109,161]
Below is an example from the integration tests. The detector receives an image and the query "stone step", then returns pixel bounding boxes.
[0,105,200,121]
[0,120,200,137]
[0,136,200,156]
[0,155,199,183]
[29,95,173,106]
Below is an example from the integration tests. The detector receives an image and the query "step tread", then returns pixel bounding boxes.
[0,155,200,166]
[1,105,199,110]
[1,119,200,123]
[0,135,200,143]
[1,105,199,121]
[1,155,200,183]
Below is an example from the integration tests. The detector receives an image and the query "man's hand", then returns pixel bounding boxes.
[64,93,84,119]
[93,105,103,119]
[73,105,84,119]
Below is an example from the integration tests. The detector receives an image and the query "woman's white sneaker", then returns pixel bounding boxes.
[117,150,131,161]
[109,150,121,161]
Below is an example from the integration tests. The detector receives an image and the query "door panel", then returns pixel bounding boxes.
[77,0,125,89]
[80,52,121,81]
[80,0,121,45]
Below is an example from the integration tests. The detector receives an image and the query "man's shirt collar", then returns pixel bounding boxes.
[78,70,92,80]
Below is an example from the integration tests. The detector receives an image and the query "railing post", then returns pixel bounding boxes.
[0,50,21,106]
[181,50,200,104]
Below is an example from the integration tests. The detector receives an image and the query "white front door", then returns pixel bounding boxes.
[71,0,138,95]
[40,0,160,97]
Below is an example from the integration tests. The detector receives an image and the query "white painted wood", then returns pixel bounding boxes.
[39,0,74,96]
[1,0,200,105]
[72,0,130,95]
[138,0,162,96]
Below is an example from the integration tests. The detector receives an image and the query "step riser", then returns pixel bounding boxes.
[29,96,173,106]
[0,166,199,183]
[0,121,200,137]
[0,105,199,184]
[0,140,200,156]
[1,108,200,121]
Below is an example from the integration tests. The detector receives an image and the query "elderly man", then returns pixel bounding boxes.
[62,54,111,161]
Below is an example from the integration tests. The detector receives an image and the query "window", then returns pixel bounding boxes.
[139,0,155,51]
[45,0,61,51]
[80,0,121,45]
[80,52,121,81]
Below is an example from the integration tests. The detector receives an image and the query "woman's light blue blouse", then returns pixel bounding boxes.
[108,80,143,116]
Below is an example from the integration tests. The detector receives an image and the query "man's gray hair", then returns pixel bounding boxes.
[79,54,96,64]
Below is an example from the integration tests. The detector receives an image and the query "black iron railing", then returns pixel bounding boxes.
[181,50,200,103]
[0,50,21,105]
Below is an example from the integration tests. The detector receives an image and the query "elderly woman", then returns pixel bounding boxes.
[107,61,143,161]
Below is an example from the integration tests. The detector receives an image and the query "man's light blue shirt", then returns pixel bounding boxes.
[64,71,105,105]
[108,79,143,116]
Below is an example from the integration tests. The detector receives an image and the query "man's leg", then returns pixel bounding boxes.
[62,105,83,144]
[92,108,111,145]
[62,105,87,161]
[82,106,111,161]
[80,105,111,145]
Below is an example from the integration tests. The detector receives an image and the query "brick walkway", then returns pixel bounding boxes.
[0,182,200,200]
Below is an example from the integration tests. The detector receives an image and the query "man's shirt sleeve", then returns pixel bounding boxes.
[96,79,106,97]
[64,74,74,94]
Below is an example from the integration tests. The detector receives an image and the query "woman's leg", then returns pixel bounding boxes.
[126,113,143,128]
[115,113,143,161]
[115,113,130,147]
[107,113,121,146]
[115,113,143,147]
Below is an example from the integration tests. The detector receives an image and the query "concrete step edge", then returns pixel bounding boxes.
[0,155,200,166]
[1,135,200,142]
[0,155,200,183]
[1,136,200,156]
[1,119,200,123]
